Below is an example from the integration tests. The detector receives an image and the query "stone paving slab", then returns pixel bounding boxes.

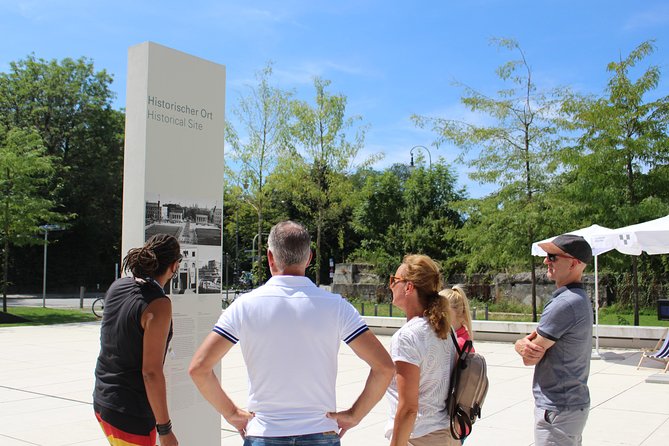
[1,322,668,445]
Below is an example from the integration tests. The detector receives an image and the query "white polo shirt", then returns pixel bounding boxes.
[213,275,369,437]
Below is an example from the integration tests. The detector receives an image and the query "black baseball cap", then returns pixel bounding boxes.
[538,234,592,264]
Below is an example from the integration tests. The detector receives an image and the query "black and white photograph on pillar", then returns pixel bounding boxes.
[144,196,222,295]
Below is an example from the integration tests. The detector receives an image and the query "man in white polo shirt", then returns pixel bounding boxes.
[189,220,394,446]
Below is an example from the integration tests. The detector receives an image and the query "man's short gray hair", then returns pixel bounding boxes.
[267,221,311,269]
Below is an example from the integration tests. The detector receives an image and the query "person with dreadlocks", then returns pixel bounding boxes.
[93,234,182,446]
[385,254,459,446]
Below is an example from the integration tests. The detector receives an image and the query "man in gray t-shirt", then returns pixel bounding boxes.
[515,234,593,446]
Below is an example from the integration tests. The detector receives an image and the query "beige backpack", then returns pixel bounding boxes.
[446,329,489,440]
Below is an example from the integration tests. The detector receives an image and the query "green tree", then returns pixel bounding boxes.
[351,160,465,280]
[413,38,568,321]
[225,63,292,283]
[281,77,377,284]
[0,128,66,312]
[561,40,669,224]
[560,40,669,324]
[0,55,124,290]
[352,167,405,245]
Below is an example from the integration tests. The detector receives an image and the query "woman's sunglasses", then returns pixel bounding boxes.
[389,275,407,287]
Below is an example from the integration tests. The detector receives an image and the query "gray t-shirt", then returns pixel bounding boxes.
[534,283,592,410]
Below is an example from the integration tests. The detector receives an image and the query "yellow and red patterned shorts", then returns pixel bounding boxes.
[95,407,157,446]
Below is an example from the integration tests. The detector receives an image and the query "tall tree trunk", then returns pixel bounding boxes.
[315,209,323,285]
[524,124,538,322]
[257,208,263,284]
[2,171,9,313]
[2,237,7,313]
[625,150,640,325]
[632,256,640,326]
[530,255,537,322]
[235,209,239,285]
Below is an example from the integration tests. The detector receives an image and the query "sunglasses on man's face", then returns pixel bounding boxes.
[389,275,407,287]
[545,253,576,263]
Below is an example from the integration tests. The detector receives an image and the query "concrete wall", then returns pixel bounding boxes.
[332,262,602,308]
[363,316,666,349]
[332,263,387,301]
[489,272,597,308]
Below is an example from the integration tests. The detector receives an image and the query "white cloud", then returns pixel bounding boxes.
[416,101,496,129]
[624,5,669,30]
[272,59,377,87]
[3,0,89,21]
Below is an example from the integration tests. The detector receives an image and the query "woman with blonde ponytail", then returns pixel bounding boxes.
[439,285,475,353]
[385,254,459,446]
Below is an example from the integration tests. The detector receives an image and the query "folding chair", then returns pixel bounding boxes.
[637,328,669,373]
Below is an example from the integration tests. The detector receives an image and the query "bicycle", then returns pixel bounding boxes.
[222,289,251,309]
[92,297,105,318]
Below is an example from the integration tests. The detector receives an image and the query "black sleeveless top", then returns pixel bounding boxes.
[93,276,173,419]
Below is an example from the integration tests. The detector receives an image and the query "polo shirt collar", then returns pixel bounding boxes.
[265,275,315,288]
[552,282,584,299]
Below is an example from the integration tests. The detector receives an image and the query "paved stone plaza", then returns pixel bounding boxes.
[1,322,668,445]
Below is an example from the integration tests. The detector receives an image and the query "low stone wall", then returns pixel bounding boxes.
[333,263,601,307]
[491,272,597,308]
[363,316,665,349]
[332,263,387,301]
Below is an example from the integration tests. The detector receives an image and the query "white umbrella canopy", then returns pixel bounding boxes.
[613,215,669,255]
[531,224,618,257]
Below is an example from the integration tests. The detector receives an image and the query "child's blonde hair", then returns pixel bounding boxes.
[439,285,473,339]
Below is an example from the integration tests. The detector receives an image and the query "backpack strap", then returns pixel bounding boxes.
[450,328,461,354]
[451,328,473,364]
[452,407,473,440]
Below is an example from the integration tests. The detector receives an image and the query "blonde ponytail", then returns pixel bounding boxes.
[425,291,451,339]
[439,285,473,340]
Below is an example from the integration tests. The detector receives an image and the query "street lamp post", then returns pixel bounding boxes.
[242,181,264,285]
[409,145,432,169]
[235,206,240,285]
[251,232,270,284]
[40,224,61,308]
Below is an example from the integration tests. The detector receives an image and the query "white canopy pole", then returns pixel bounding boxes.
[592,255,601,359]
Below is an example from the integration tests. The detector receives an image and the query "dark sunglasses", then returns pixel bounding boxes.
[546,253,576,262]
[177,255,183,263]
[389,275,407,287]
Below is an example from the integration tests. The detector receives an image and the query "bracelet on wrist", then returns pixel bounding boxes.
[156,420,172,436]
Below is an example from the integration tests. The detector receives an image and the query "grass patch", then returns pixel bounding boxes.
[351,299,669,327]
[0,307,98,326]
[480,312,533,322]
[598,306,669,327]
[351,302,406,318]
[471,299,531,314]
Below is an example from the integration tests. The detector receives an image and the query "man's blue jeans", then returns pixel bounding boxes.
[243,431,341,446]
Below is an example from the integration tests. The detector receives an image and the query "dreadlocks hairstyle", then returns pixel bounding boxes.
[122,234,181,279]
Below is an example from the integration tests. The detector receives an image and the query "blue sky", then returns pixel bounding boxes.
[1,0,668,197]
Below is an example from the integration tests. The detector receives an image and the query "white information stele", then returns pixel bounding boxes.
[122,41,225,445]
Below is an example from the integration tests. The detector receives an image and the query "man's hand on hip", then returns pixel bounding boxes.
[326,409,360,437]
[225,408,254,438]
